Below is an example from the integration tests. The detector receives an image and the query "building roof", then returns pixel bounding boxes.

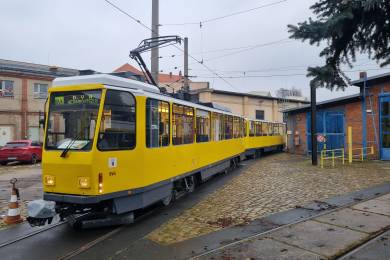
[351,72,390,87]
[0,58,79,78]
[114,63,185,83]
[195,88,310,103]
[283,93,361,114]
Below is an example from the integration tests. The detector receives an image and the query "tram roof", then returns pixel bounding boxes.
[51,74,284,124]
[52,74,161,94]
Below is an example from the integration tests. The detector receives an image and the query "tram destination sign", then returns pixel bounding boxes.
[54,94,100,106]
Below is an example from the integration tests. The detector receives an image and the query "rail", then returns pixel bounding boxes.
[320,146,374,168]
[351,146,375,162]
[320,148,345,168]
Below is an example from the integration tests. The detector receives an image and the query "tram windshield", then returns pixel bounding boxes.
[45,90,102,151]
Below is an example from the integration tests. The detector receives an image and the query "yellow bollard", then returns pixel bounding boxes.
[361,148,364,162]
[332,150,335,167]
[342,149,345,165]
[348,127,352,164]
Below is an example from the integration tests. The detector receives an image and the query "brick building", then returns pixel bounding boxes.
[0,59,78,145]
[284,72,390,160]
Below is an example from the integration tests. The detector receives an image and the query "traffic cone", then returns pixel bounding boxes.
[3,178,23,225]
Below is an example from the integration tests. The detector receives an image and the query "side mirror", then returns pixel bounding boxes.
[39,116,46,128]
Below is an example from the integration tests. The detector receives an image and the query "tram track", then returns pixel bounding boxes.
[0,221,67,249]
[191,191,390,260]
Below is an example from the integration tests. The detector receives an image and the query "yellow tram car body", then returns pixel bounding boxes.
[42,75,285,218]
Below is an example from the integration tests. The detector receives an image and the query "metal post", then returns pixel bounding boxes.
[332,150,335,167]
[310,84,318,165]
[361,75,367,158]
[151,0,159,85]
[348,126,352,164]
[183,37,189,93]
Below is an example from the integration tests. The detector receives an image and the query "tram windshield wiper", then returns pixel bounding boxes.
[60,138,79,158]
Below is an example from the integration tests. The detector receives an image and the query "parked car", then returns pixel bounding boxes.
[0,140,42,165]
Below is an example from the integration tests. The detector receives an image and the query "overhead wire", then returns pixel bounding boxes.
[161,0,288,26]
[103,0,240,91]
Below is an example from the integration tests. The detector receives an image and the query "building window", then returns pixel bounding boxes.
[196,109,210,143]
[172,104,194,145]
[146,98,170,148]
[256,110,265,120]
[98,90,136,150]
[34,83,48,99]
[0,80,14,97]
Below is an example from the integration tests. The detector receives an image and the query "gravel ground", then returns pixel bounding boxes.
[147,153,390,245]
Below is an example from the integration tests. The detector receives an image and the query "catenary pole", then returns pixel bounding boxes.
[183,37,189,93]
[151,0,159,85]
[310,84,318,165]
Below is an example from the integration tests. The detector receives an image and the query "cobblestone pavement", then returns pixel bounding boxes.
[147,153,390,245]
[0,163,42,229]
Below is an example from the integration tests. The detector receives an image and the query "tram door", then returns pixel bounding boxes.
[380,96,390,160]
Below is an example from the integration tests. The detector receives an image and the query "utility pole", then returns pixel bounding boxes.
[183,37,189,93]
[310,84,318,165]
[151,0,159,85]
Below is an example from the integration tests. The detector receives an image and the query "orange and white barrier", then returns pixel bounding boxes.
[3,178,23,225]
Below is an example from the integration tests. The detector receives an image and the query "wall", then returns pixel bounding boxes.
[197,92,304,122]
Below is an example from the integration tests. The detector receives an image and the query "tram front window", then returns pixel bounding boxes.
[45,90,102,151]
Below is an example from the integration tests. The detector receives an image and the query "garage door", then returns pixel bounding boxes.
[28,127,40,142]
[0,126,14,146]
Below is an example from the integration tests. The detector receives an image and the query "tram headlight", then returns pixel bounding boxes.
[78,177,91,189]
[98,173,103,194]
[44,175,55,186]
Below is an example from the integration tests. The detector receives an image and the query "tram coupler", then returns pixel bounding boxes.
[68,212,134,229]
[26,199,57,227]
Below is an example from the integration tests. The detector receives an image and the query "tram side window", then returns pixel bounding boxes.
[196,109,210,142]
[241,118,246,137]
[262,122,269,136]
[224,115,233,139]
[249,121,255,137]
[255,121,262,136]
[146,99,169,148]
[173,104,194,145]
[273,123,278,136]
[98,90,136,150]
[233,117,241,138]
[211,113,224,141]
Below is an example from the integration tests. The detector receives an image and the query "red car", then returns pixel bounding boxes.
[0,140,42,165]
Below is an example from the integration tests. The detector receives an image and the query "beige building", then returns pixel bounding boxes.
[0,59,78,145]
[192,88,308,122]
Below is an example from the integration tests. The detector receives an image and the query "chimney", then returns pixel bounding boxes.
[49,66,58,73]
[359,71,367,79]
[179,70,182,77]
[169,72,172,78]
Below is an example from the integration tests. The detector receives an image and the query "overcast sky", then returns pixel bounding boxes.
[1,0,389,101]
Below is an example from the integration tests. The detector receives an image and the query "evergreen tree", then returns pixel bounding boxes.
[288,0,390,89]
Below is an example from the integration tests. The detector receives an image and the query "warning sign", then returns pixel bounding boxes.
[317,134,326,143]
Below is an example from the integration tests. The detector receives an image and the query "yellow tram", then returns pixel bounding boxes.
[41,74,285,226]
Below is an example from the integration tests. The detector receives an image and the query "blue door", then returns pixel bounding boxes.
[307,111,345,153]
[380,96,390,160]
